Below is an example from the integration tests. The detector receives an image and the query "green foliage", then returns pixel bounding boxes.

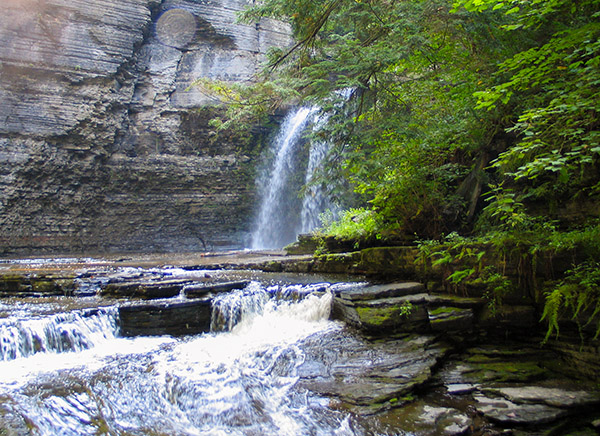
[189,78,300,134]
[541,261,600,342]
[399,301,414,318]
[455,0,600,209]
[422,232,508,303]
[215,0,600,342]
[231,0,516,239]
[318,208,380,241]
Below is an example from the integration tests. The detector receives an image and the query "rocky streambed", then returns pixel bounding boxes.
[0,252,599,435]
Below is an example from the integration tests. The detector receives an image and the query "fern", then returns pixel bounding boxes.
[541,262,600,343]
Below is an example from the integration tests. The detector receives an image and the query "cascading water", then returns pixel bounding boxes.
[0,307,119,361]
[251,96,352,250]
[0,282,365,436]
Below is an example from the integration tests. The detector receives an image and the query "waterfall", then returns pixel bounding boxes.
[251,107,317,249]
[251,106,337,250]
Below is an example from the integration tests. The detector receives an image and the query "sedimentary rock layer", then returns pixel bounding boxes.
[0,0,290,254]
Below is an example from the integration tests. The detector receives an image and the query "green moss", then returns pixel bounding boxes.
[356,303,412,327]
[467,361,549,383]
[429,306,458,316]
[31,280,58,294]
[356,306,397,326]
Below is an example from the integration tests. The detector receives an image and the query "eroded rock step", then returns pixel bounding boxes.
[333,281,485,336]
[119,300,212,337]
[359,342,600,435]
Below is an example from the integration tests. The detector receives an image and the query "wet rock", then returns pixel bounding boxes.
[284,234,319,255]
[473,394,567,425]
[355,246,421,278]
[298,331,448,414]
[426,295,487,309]
[543,332,600,381]
[184,280,250,298]
[0,274,32,295]
[446,383,479,395]
[0,397,34,436]
[457,346,551,384]
[0,274,75,297]
[335,282,425,301]
[479,305,538,333]
[332,282,486,335]
[118,299,212,336]
[333,296,430,335]
[401,403,472,436]
[428,307,474,333]
[489,386,600,409]
[100,280,190,299]
[311,252,362,274]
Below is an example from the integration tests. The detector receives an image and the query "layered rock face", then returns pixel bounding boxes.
[0,0,290,254]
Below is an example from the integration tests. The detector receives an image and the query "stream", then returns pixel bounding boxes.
[0,280,377,436]
[1,260,599,436]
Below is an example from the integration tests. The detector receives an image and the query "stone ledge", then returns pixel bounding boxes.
[118,299,212,337]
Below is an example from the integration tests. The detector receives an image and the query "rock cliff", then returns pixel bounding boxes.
[0,0,291,254]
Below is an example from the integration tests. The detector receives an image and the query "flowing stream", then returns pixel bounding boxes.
[0,282,368,436]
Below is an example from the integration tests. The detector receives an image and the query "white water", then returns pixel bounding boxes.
[0,283,362,436]
[0,307,119,361]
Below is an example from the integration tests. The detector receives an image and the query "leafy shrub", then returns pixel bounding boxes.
[318,208,380,241]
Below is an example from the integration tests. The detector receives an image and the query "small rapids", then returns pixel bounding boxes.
[0,282,367,436]
[0,307,119,361]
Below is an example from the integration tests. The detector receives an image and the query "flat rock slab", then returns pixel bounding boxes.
[333,297,430,334]
[0,274,76,297]
[394,403,472,436]
[101,280,190,299]
[429,307,474,333]
[473,394,567,425]
[336,282,425,301]
[491,386,600,408]
[446,383,479,395]
[118,299,212,337]
[184,280,250,298]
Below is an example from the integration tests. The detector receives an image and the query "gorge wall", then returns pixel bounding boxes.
[0,0,291,254]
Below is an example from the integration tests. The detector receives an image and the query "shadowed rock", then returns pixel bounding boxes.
[118,299,212,336]
[297,332,449,414]
[184,280,250,298]
[101,280,190,299]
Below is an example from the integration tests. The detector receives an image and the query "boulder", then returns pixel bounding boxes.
[490,386,600,409]
[332,282,485,335]
[335,282,425,301]
[0,273,76,297]
[333,296,430,335]
[382,403,472,436]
